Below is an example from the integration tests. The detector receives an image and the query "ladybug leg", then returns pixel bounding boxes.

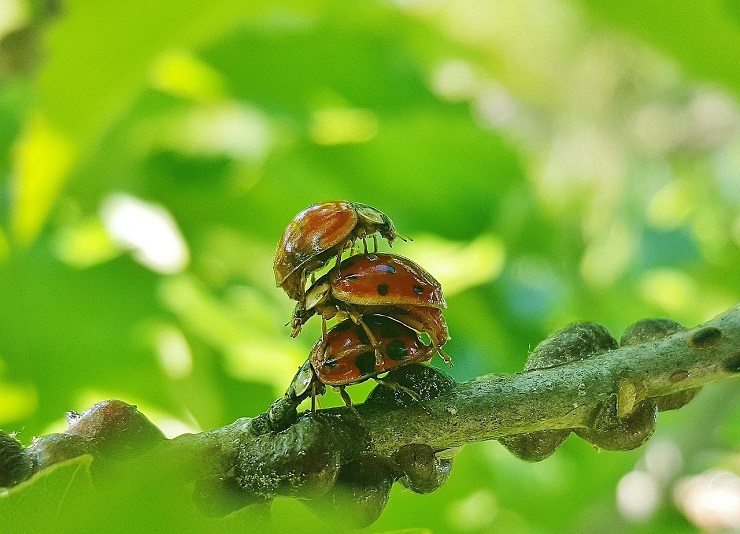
[372,234,378,253]
[299,269,309,308]
[308,379,326,412]
[435,345,454,367]
[338,386,352,407]
[397,232,412,243]
[363,237,368,254]
[351,312,384,366]
[428,327,453,367]
[334,245,344,271]
[338,386,361,417]
[374,377,432,415]
[374,377,420,401]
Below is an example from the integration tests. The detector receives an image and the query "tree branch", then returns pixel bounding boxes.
[361,307,738,454]
[2,306,739,526]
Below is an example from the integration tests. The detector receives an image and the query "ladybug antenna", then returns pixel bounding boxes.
[395,232,412,244]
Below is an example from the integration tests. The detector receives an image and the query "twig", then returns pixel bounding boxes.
[1,306,738,526]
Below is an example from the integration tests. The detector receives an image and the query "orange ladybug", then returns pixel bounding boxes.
[291,253,451,366]
[273,201,404,303]
[286,315,436,409]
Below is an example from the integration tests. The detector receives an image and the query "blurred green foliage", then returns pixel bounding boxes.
[0,0,738,531]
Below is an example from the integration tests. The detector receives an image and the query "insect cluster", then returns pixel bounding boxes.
[273,201,452,409]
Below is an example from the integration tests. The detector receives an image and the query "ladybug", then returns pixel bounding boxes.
[273,201,404,303]
[286,315,436,409]
[291,253,451,365]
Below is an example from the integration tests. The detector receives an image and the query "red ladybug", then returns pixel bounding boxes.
[286,315,436,409]
[273,201,404,303]
[291,253,451,365]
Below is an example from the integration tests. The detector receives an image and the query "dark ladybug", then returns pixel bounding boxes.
[287,315,437,409]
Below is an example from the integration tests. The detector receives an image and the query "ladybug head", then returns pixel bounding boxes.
[290,281,330,336]
[353,203,403,244]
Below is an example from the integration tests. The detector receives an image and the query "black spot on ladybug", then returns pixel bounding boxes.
[356,351,377,376]
[378,264,397,274]
[377,284,389,296]
[366,315,386,328]
[413,285,424,295]
[387,340,408,361]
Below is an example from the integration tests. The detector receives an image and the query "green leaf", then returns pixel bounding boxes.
[12,0,263,244]
[0,456,98,533]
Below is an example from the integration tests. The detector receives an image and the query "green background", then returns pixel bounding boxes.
[0,0,738,531]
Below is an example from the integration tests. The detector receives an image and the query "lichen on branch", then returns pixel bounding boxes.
[1,306,739,526]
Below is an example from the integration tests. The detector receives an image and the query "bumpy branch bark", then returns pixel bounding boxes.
[2,306,739,525]
[364,307,739,454]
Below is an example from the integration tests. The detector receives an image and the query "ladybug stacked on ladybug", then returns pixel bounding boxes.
[274,201,451,409]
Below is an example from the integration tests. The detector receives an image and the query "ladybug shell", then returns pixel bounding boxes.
[330,253,446,309]
[310,315,433,386]
[274,201,358,299]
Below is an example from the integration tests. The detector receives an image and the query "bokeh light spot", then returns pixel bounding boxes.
[394,233,505,296]
[647,180,695,229]
[0,0,27,39]
[638,269,695,314]
[11,114,77,245]
[154,325,193,380]
[616,470,661,522]
[101,193,190,274]
[674,470,740,531]
[54,216,120,268]
[643,439,683,481]
[474,83,520,130]
[150,50,225,103]
[310,108,378,145]
[629,103,683,156]
[0,383,38,424]
[580,219,636,287]
[431,59,480,102]
[446,489,498,531]
[175,104,272,161]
